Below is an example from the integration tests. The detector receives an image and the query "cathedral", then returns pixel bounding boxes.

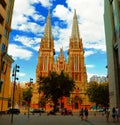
[31,10,90,110]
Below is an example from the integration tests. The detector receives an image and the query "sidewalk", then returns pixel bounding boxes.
[84,114,120,125]
[0,113,119,125]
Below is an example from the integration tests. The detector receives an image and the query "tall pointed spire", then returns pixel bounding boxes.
[44,9,53,40]
[71,9,80,40]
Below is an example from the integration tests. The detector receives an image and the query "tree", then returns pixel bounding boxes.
[86,81,109,107]
[38,96,46,108]
[23,87,32,106]
[38,71,75,111]
[23,87,33,118]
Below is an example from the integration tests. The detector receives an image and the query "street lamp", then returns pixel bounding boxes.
[11,64,20,123]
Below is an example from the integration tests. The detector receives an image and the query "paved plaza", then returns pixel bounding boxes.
[0,112,119,125]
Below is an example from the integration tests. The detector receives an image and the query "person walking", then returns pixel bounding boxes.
[115,107,119,122]
[112,107,116,122]
[105,108,110,122]
[84,108,88,120]
[79,108,84,120]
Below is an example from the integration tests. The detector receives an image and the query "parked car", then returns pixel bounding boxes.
[61,108,73,116]
[30,108,45,114]
[98,108,104,112]
[39,108,45,113]
[98,107,110,112]
[7,108,20,114]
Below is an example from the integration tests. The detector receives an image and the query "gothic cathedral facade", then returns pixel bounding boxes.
[32,10,90,110]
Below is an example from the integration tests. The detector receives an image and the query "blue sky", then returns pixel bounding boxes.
[8,0,107,83]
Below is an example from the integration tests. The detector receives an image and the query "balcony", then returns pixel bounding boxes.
[0,0,7,9]
[0,4,6,20]
[0,23,4,34]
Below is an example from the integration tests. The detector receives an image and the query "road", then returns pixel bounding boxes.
[0,112,120,125]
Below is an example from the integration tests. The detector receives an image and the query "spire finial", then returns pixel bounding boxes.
[44,9,52,39]
[71,9,80,40]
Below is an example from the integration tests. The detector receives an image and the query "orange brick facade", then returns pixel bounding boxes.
[31,10,91,110]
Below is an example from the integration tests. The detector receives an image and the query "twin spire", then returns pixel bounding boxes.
[71,9,80,39]
[44,9,53,39]
[44,9,80,40]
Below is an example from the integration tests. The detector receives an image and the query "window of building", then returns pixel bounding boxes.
[75,74,78,81]
[1,43,6,52]
[0,34,1,40]
[0,80,3,92]
[1,60,5,72]
[0,0,7,9]
[74,56,79,71]
[4,28,9,39]
[0,14,4,25]
[44,56,48,71]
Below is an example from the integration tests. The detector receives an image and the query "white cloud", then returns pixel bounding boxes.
[53,5,72,21]
[86,65,94,68]
[11,0,106,60]
[37,0,52,7]
[12,0,46,34]
[18,72,26,77]
[8,44,33,60]
[52,0,105,53]
[84,50,96,57]
[14,35,40,51]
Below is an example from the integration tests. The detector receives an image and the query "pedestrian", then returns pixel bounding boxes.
[79,108,84,120]
[84,108,88,120]
[105,108,110,122]
[112,107,116,122]
[115,107,119,122]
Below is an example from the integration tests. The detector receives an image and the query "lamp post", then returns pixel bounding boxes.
[28,78,33,119]
[11,64,20,123]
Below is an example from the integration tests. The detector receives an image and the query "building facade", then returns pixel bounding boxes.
[0,0,14,113]
[10,82,23,108]
[33,10,90,110]
[90,75,107,83]
[104,0,120,112]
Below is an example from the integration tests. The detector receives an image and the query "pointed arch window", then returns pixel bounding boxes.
[43,56,48,71]
[74,56,79,71]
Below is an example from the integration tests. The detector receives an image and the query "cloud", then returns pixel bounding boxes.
[53,5,72,21]
[14,35,40,51]
[17,72,26,77]
[12,0,46,34]
[86,65,94,68]
[84,50,96,57]
[52,0,105,53]
[8,44,33,60]
[11,0,106,60]
[37,0,52,7]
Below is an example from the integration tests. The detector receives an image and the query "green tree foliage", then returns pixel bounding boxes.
[23,87,32,106]
[38,71,75,111]
[38,96,46,108]
[86,81,109,107]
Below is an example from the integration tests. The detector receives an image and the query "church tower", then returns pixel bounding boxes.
[33,9,90,109]
[68,10,88,108]
[53,48,68,74]
[36,10,55,80]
